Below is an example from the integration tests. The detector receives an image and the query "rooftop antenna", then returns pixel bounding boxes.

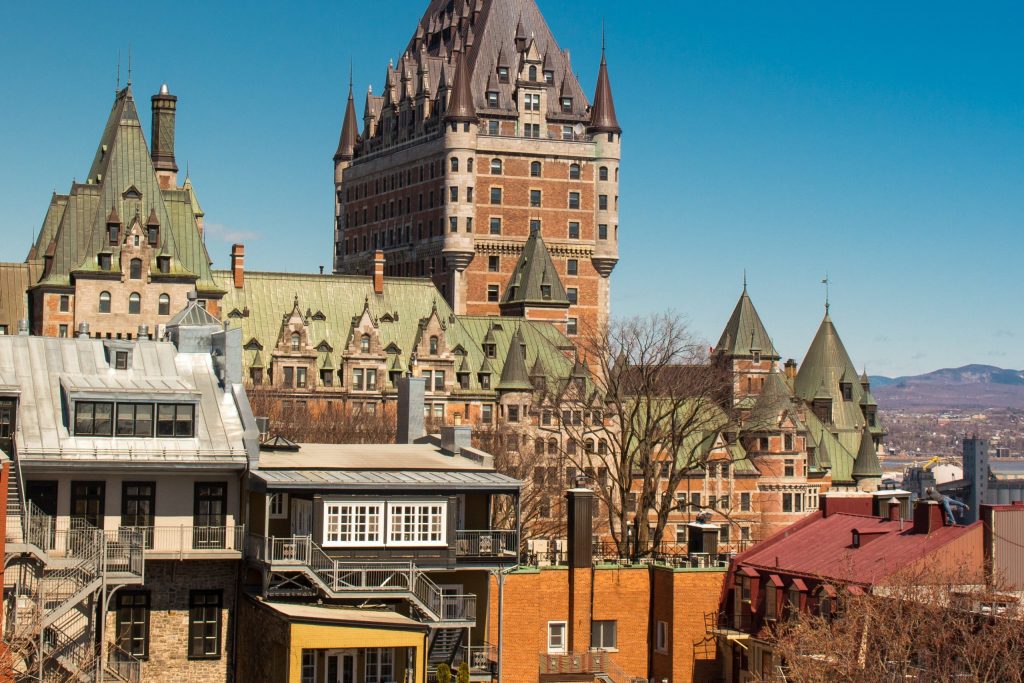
[350,58,354,91]
[602,19,606,54]
[821,273,831,313]
[116,50,121,93]
[743,268,747,292]
[127,44,133,87]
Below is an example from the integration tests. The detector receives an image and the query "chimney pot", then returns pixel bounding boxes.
[151,87,179,188]
[566,487,594,568]
[17,319,29,336]
[373,250,385,295]
[231,244,245,289]
[913,499,945,534]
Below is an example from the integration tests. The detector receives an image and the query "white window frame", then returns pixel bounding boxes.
[590,620,617,651]
[365,647,394,683]
[547,621,567,654]
[656,620,669,653]
[322,501,384,547]
[387,501,447,547]
[269,493,289,519]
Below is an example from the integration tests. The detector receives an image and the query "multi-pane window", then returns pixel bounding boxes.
[531,161,542,177]
[488,255,500,272]
[490,158,502,174]
[487,91,499,106]
[193,483,227,551]
[591,621,618,650]
[507,405,519,423]
[490,187,502,204]
[487,120,499,135]
[568,192,580,209]
[741,492,751,511]
[598,223,608,239]
[449,187,458,203]
[0,400,13,438]
[568,222,580,239]
[487,285,500,302]
[360,335,371,353]
[300,651,316,683]
[188,590,222,659]
[599,166,609,181]
[158,293,170,316]
[489,217,502,235]
[156,404,195,437]
[599,194,608,210]
[524,93,541,111]
[479,373,491,390]
[365,649,395,683]
[567,288,578,305]
[121,482,155,545]
[59,294,70,312]
[99,291,111,313]
[569,164,581,180]
[130,259,143,280]
[269,493,288,518]
[352,368,365,390]
[116,591,150,658]
[283,367,295,388]
[784,459,795,477]
[530,189,542,207]
[388,502,446,545]
[567,318,578,336]
[481,404,493,424]
[71,481,105,528]
[567,259,578,276]
[324,502,383,546]
[75,402,114,436]
[548,622,567,653]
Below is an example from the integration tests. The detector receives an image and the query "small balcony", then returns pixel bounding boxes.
[114,525,246,559]
[454,530,518,560]
[539,651,644,683]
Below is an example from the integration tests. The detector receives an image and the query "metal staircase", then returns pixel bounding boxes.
[3,467,144,682]
[428,628,465,669]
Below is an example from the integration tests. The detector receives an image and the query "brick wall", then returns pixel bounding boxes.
[104,560,238,683]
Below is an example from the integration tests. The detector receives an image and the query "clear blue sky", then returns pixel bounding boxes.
[1,1,1021,376]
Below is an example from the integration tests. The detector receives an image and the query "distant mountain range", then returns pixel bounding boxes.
[870,365,1024,411]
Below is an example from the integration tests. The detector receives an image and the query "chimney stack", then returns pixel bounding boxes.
[566,487,594,568]
[913,499,945,534]
[77,322,90,339]
[231,244,245,289]
[397,377,426,444]
[784,359,797,381]
[888,497,902,522]
[151,84,179,189]
[373,250,385,295]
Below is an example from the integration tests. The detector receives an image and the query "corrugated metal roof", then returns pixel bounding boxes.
[0,335,247,464]
[254,468,520,491]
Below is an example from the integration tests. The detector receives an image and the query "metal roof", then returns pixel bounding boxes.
[253,467,520,492]
[716,286,779,359]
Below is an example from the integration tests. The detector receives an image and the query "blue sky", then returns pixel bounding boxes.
[1,1,1021,376]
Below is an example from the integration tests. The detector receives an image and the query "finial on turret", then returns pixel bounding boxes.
[821,273,831,313]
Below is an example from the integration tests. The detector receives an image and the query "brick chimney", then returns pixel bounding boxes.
[372,250,385,295]
[784,359,797,381]
[887,497,902,522]
[231,244,245,289]
[913,500,945,534]
[151,84,179,189]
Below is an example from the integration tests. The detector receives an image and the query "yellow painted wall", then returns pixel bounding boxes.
[287,623,427,683]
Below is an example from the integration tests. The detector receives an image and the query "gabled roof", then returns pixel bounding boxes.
[716,286,778,359]
[499,229,569,309]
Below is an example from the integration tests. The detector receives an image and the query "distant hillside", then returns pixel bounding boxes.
[871,365,1024,411]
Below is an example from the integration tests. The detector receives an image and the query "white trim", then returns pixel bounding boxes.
[269,493,288,519]
[547,620,567,654]
[387,500,448,547]
[322,500,385,548]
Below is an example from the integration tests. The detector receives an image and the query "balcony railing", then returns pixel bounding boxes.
[115,525,245,557]
[456,642,498,672]
[539,651,644,683]
[454,530,518,558]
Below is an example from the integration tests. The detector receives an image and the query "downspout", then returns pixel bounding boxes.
[496,568,505,683]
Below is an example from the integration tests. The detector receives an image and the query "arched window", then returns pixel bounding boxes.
[291,333,301,351]
[569,164,581,180]
[99,291,111,313]
[547,438,558,455]
[584,438,595,454]
[530,161,542,177]
[360,334,371,353]
[450,157,459,173]
[429,336,439,355]
[129,258,142,280]
[534,438,544,455]
[128,293,141,315]
[490,158,502,175]
[158,294,170,316]
[528,65,537,81]
[599,166,609,181]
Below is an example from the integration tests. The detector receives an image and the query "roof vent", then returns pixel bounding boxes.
[77,322,90,339]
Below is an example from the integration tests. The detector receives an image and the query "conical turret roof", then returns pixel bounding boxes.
[851,423,883,479]
[334,83,359,161]
[445,51,477,123]
[716,285,779,359]
[500,229,569,309]
[498,328,532,391]
[588,49,621,134]
[751,365,793,424]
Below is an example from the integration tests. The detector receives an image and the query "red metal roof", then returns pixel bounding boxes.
[737,512,981,586]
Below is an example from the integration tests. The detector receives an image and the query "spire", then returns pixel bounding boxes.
[445,50,477,123]
[498,328,532,391]
[334,76,359,161]
[588,42,621,134]
[852,423,883,480]
[716,286,778,358]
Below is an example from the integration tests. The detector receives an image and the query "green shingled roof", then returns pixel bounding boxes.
[499,229,569,309]
[716,286,779,359]
[852,423,883,479]
[29,86,220,296]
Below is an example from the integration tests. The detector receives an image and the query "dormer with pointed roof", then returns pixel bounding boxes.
[498,229,570,324]
[497,327,532,392]
[851,423,883,485]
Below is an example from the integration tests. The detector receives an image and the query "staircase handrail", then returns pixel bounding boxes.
[106,641,143,683]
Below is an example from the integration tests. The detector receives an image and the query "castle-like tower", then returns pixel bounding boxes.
[332,0,621,336]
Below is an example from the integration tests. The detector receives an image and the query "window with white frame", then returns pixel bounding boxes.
[269,493,288,519]
[300,650,315,683]
[656,620,669,653]
[388,502,446,546]
[365,648,394,683]
[323,502,383,546]
[548,621,567,653]
[590,620,617,650]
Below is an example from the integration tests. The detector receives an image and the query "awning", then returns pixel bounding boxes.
[791,578,808,592]
[768,574,784,587]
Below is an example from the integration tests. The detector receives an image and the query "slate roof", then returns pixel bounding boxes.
[27,86,220,296]
[500,229,569,308]
[716,286,779,359]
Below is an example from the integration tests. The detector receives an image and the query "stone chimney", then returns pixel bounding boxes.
[566,487,594,568]
[151,84,179,189]
[373,250,385,295]
[441,425,472,456]
[784,359,797,381]
[231,244,245,289]
[397,377,426,444]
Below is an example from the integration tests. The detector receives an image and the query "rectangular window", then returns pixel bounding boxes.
[656,620,669,653]
[784,459,795,477]
[481,404,493,424]
[489,217,502,235]
[324,501,383,546]
[599,194,608,210]
[59,295,70,312]
[121,482,155,546]
[352,368,364,390]
[568,192,580,209]
[296,367,307,388]
[116,591,150,658]
[116,403,154,437]
[487,285,500,302]
[590,620,617,650]
[598,223,608,240]
[269,493,288,519]
[567,288,578,304]
[59,324,68,338]
[567,259,578,275]
[567,318,577,335]
[488,120,499,135]
[488,255,500,272]
[365,648,395,683]
[676,525,687,544]
[507,405,519,423]
[449,186,458,203]
[71,480,105,528]
[490,187,502,204]
[782,493,793,513]
[765,584,777,620]
[188,590,222,659]
[530,189,542,207]
[568,222,580,239]
[562,125,573,140]
[433,370,444,391]
[301,651,316,683]
[75,401,114,436]
[741,492,751,511]
[193,483,227,548]
[449,217,458,233]
[388,502,446,546]
[548,622,567,654]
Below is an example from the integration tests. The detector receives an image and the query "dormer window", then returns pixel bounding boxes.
[544,70,554,84]
[98,253,112,270]
[130,259,143,280]
[360,334,371,354]
[147,226,159,246]
[497,66,509,83]
[752,351,761,364]
[484,343,496,358]
[541,284,551,300]
[108,225,119,245]
[487,91,498,107]
[157,255,170,274]
[429,336,439,355]
[561,97,572,113]
[841,381,853,401]
[528,65,537,81]
[114,350,129,370]
[291,333,301,351]
[479,373,491,389]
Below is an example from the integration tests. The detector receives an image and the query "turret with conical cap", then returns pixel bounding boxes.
[335,74,359,163]
[445,50,476,123]
[588,37,621,135]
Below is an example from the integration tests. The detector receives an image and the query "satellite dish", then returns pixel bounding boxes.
[573,123,585,137]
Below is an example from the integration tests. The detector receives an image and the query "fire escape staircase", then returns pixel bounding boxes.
[4,461,145,682]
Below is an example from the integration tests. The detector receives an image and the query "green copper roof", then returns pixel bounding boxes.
[30,86,220,296]
[750,365,794,426]
[497,327,532,391]
[852,423,883,479]
[499,230,569,309]
[716,286,779,359]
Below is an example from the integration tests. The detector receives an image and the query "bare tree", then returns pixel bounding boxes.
[767,566,1024,683]
[545,313,741,561]
[246,386,397,443]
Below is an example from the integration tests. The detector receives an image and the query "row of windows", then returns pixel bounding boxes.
[74,402,195,438]
[108,225,159,248]
[546,619,617,654]
[488,187,612,211]
[116,589,222,660]
[323,501,446,547]
[343,160,446,203]
[96,291,171,315]
[680,491,753,512]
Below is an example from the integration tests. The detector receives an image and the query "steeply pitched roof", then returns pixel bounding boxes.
[750,365,794,426]
[497,327,532,391]
[716,286,779,359]
[500,229,569,308]
[445,50,477,122]
[852,423,883,480]
[334,84,360,161]
[588,48,621,134]
[0,262,42,332]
